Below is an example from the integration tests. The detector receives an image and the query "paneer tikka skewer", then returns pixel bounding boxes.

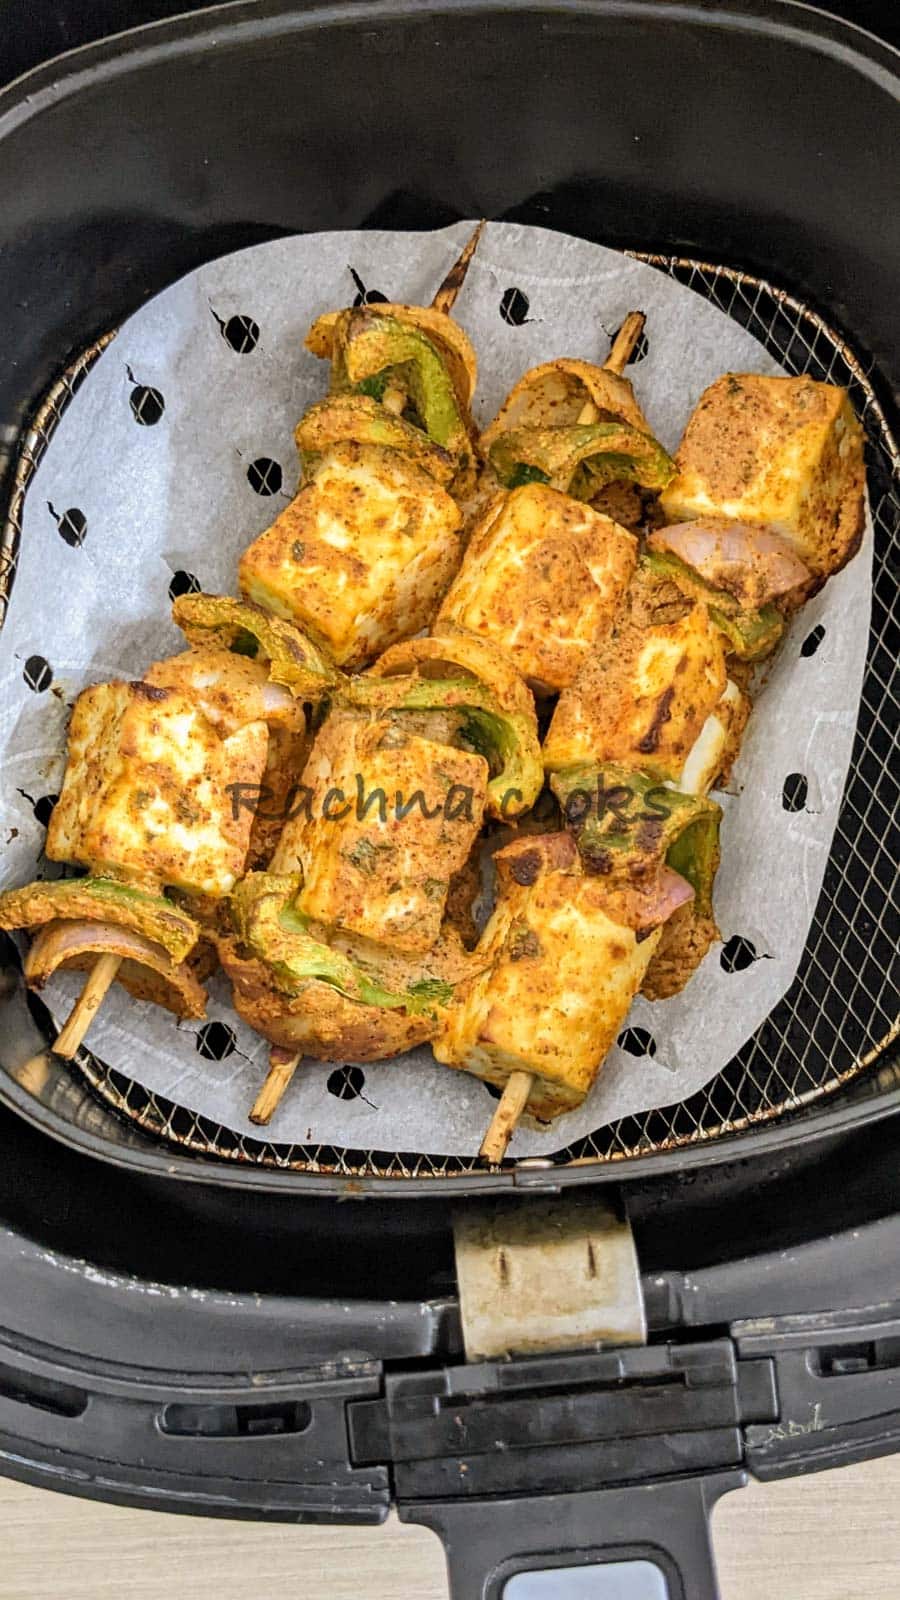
[0,226,487,1074]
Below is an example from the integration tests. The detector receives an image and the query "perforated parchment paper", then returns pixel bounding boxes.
[0,222,872,1157]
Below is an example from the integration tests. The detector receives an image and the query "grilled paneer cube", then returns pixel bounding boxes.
[434,834,669,1119]
[239,441,463,668]
[435,484,637,692]
[660,374,865,580]
[271,711,489,955]
[543,566,727,781]
[46,681,267,896]
[145,646,310,869]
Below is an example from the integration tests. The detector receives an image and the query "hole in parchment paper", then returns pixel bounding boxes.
[168,570,202,601]
[720,935,761,974]
[499,287,531,326]
[327,1064,366,1100]
[610,319,649,363]
[782,772,809,812]
[195,1020,237,1061]
[32,794,59,828]
[218,312,261,354]
[247,457,283,497]
[617,1026,657,1058]
[48,503,87,548]
[800,624,826,658]
[23,655,53,693]
[349,267,388,306]
[129,383,165,427]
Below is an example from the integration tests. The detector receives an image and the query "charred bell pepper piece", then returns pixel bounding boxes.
[363,633,543,817]
[295,394,456,486]
[643,549,784,661]
[306,302,478,410]
[171,593,340,699]
[336,311,471,460]
[488,421,675,498]
[550,762,721,892]
[231,873,456,1017]
[0,876,199,963]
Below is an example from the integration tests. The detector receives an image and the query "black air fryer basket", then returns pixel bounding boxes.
[0,4,897,1596]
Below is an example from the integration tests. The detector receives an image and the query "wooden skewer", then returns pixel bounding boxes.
[605,309,646,376]
[250,1046,302,1125]
[479,1068,534,1163]
[369,228,487,429]
[575,310,647,426]
[52,952,122,1057]
[431,220,486,314]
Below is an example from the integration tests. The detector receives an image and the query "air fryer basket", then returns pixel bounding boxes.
[0,0,896,1195]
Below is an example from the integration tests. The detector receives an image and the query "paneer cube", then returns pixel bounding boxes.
[271,711,488,955]
[542,567,727,781]
[434,834,659,1118]
[435,484,637,692]
[46,681,267,895]
[239,441,463,669]
[660,374,865,579]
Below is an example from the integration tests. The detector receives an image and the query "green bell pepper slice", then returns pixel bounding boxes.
[489,422,675,497]
[172,594,341,699]
[295,394,456,485]
[231,873,454,1015]
[349,674,542,819]
[551,762,721,894]
[0,876,199,962]
[644,550,784,661]
[338,312,470,457]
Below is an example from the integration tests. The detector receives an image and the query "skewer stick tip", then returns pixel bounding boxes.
[479,1069,534,1163]
[250,1048,302,1125]
[604,310,646,375]
[431,220,486,315]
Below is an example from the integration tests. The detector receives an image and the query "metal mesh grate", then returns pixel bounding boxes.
[4,258,898,1180]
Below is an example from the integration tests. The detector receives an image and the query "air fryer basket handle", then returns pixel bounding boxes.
[402,1472,744,1600]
